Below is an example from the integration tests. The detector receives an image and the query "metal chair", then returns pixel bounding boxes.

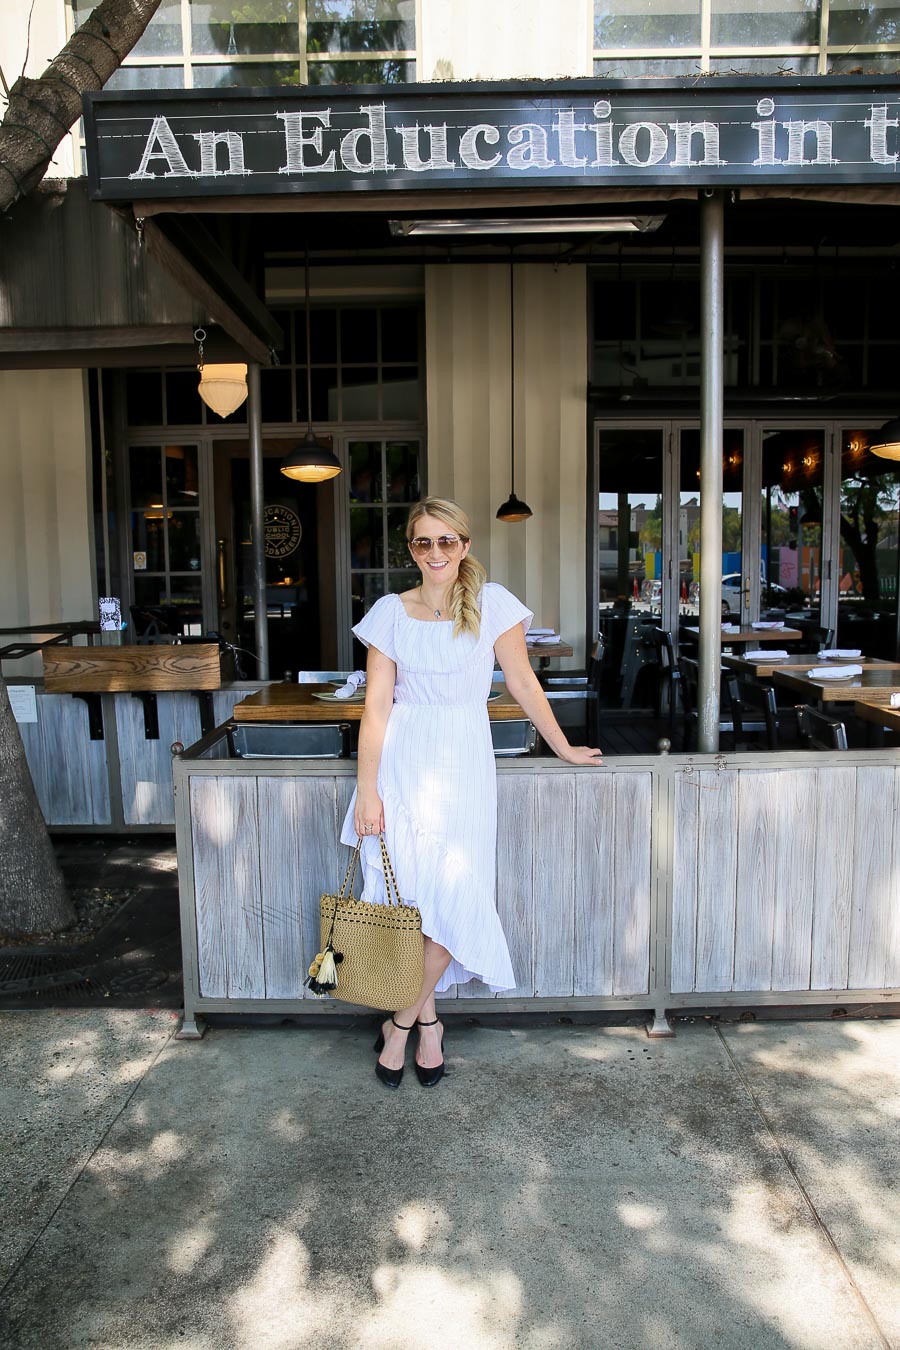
[542,638,604,744]
[732,677,780,751]
[801,626,836,655]
[648,627,682,734]
[679,656,740,750]
[796,704,848,751]
[490,719,537,757]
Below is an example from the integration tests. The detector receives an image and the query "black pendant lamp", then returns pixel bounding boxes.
[869,417,900,461]
[280,246,342,483]
[496,256,532,523]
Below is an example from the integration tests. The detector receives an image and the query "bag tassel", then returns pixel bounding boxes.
[304,944,342,996]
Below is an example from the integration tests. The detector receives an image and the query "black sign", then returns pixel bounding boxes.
[84,77,900,200]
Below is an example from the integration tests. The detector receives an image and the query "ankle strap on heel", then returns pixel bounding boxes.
[416,1017,439,1026]
[391,1014,415,1031]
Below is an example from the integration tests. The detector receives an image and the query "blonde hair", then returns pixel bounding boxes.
[407,497,486,639]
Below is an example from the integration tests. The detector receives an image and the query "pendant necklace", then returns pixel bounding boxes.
[419,584,441,619]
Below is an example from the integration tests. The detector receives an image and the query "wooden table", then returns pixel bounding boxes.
[42,643,221,692]
[772,667,900,704]
[233,683,526,722]
[683,626,803,646]
[526,639,574,670]
[852,699,900,734]
[724,653,900,679]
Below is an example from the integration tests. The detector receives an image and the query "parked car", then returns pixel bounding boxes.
[721,572,789,611]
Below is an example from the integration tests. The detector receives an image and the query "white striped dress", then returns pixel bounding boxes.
[339,582,533,993]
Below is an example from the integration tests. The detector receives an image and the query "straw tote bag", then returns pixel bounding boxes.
[305,834,424,1010]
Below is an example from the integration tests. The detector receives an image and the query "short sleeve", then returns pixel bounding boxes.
[351,594,398,662]
[483,582,534,644]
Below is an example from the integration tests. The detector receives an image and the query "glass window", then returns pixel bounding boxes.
[191,62,302,87]
[837,429,900,650]
[126,373,163,426]
[341,308,378,363]
[191,0,301,55]
[708,54,817,71]
[307,0,416,53]
[74,0,183,55]
[260,368,294,422]
[349,441,382,501]
[593,57,701,76]
[711,0,821,47]
[385,442,419,501]
[306,57,414,82]
[167,511,203,571]
[381,368,419,420]
[348,440,422,618]
[165,373,203,426]
[594,0,701,48]
[760,429,825,616]
[828,0,900,45]
[165,444,200,501]
[827,54,900,73]
[680,428,745,622]
[130,446,163,509]
[381,307,419,362]
[106,65,185,91]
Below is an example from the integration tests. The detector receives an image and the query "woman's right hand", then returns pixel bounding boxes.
[354,791,384,838]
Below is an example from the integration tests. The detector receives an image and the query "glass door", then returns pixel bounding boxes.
[759,427,826,625]
[677,425,747,629]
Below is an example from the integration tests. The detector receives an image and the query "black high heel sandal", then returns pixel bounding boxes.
[374,1014,414,1089]
[414,1017,446,1088]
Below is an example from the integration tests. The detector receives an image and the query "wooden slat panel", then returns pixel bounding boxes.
[810,767,857,990]
[17,717,50,820]
[695,770,738,993]
[213,689,259,726]
[258,779,308,999]
[38,695,110,825]
[43,644,220,692]
[671,772,700,993]
[117,693,202,826]
[885,767,900,989]
[533,774,575,996]
[848,766,895,989]
[297,779,345,1001]
[771,770,818,991]
[574,773,615,996]
[733,771,779,990]
[191,777,227,998]
[492,775,535,998]
[190,776,264,998]
[612,773,652,996]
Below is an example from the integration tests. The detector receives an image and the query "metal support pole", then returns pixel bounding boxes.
[247,362,269,680]
[698,191,725,753]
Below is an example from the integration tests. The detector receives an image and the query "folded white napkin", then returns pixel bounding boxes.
[529,628,556,636]
[751,621,784,629]
[817,648,862,659]
[334,670,366,698]
[807,664,863,680]
[745,649,788,659]
[721,624,740,633]
[529,634,561,645]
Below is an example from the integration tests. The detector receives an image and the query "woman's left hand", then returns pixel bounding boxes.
[558,745,603,766]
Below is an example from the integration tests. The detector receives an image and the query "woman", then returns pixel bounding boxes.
[339,497,602,1089]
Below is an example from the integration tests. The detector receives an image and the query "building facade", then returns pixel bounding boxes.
[2,0,900,681]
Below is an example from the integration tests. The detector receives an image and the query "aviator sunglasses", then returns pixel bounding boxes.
[408,534,466,557]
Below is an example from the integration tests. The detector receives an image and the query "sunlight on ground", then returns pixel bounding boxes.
[392,1201,452,1252]
[228,1232,323,1350]
[165,1220,216,1274]
[361,1264,525,1350]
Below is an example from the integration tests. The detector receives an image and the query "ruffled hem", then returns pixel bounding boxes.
[339,790,516,993]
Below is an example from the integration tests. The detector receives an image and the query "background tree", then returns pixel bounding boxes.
[0,0,163,215]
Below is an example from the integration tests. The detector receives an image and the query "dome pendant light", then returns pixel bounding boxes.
[496,256,532,523]
[280,246,342,483]
[869,417,900,461]
[195,329,249,419]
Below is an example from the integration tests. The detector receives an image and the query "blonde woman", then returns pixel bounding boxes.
[339,497,602,1088]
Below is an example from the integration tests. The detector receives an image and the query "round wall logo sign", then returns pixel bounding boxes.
[263,504,302,559]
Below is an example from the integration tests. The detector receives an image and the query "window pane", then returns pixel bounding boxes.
[350,507,380,569]
[74,0,183,56]
[828,0,900,44]
[387,507,415,569]
[341,308,378,363]
[169,575,204,611]
[681,429,744,622]
[126,373,163,425]
[389,570,416,593]
[130,446,162,509]
[351,571,385,612]
[106,64,185,91]
[304,308,338,364]
[134,574,169,608]
[594,1,701,48]
[760,428,825,615]
[302,366,338,420]
[594,56,700,76]
[165,373,203,425]
[165,444,200,501]
[306,57,415,82]
[307,0,415,52]
[167,511,202,572]
[837,429,900,648]
[191,0,301,55]
[385,442,419,501]
[381,367,419,420]
[191,62,302,87]
[341,367,379,420]
[260,368,293,422]
[708,54,817,71]
[132,509,167,571]
[381,307,419,362]
[711,0,821,46]
[597,428,664,615]
[349,441,382,501]
[827,54,900,72]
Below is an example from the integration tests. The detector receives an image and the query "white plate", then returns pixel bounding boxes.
[807,669,860,682]
[312,690,366,702]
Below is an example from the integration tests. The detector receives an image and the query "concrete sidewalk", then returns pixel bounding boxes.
[0,1012,897,1350]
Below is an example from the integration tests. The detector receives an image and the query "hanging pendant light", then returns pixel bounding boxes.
[281,246,342,483]
[194,330,249,419]
[869,417,900,461]
[496,255,532,523]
